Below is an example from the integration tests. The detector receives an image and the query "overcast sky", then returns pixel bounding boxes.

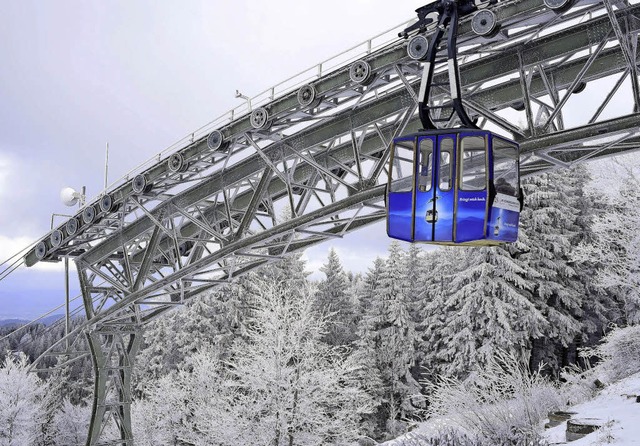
[1,1,637,320]
[0,1,428,319]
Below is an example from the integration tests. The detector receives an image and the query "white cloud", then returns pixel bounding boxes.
[0,234,34,264]
[0,150,63,244]
[0,153,11,199]
[0,234,67,273]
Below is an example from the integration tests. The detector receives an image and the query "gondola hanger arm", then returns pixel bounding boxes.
[400,0,482,130]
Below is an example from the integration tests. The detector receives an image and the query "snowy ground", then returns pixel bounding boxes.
[543,373,640,445]
[385,372,640,445]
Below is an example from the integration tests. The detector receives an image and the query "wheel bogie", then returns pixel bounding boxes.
[66,218,79,237]
[407,35,429,60]
[100,194,117,213]
[297,84,321,108]
[471,10,499,37]
[544,0,573,11]
[168,153,187,173]
[34,241,47,261]
[207,130,227,151]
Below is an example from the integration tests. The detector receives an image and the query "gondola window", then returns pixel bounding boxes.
[389,139,415,193]
[460,136,487,191]
[418,139,433,192]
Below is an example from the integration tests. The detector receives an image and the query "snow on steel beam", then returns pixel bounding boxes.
[23,0,639,267]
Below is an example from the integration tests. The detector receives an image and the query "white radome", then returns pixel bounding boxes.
[60,187,79,207]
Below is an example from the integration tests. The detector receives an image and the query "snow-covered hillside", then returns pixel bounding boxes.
[385,325,640,446]
[544,373,640,445]
[385,373,640,446]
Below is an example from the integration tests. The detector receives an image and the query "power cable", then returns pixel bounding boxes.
[0,257,25,283]
[0,291,83,344]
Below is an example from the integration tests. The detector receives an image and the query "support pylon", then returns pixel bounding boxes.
[86,326,141,446]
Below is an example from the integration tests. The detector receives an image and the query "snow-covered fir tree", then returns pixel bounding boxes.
[519,168,587,372]
[418,248,460,380]
[352,257,388,439]
[37,355,73,446]
[405,243,428,382]
[314,248,357,346]
[359,242,422,437]
[132,375,187,445]
[574,165,640,325]
[135,281,253,392]
[563,165,626,356]
[51,399,90,446]
[426,243,546,379]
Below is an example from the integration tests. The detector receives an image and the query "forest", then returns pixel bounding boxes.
[1,159,639,445]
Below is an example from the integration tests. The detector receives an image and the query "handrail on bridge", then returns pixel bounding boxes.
[85,18,413,209]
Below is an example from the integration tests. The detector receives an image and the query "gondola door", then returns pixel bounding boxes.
[413,136,434,242]
[413,135,456,242]
[433,135,455,242]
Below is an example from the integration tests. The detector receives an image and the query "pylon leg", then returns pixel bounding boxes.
[85,326,141,446]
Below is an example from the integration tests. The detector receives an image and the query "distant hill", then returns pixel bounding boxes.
[0,314,64,328]
[0,318,29,328]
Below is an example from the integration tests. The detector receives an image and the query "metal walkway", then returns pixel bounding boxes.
[22,0,640,443]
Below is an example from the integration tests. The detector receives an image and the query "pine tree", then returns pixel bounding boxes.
[132,375,187,446]
[356,257,385,321]
[135,311,182,390]
[37,357,72,446]
[405,244,425,318]
[135,282,253,392]
[51,399,90,446]
[519,168,587,373]
[429,244,546,379]
[314,248,357,346]
[420,247,470,379]
[404,244,428,376]
[564,165,625,359]
[353,258,388,439]
[600,175,640,323]
[367,242,422,437]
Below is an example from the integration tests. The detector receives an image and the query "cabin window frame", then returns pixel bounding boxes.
[459,135,488,192]
[388,138,416,193]
[417,137,434,193]
[438,138,454,192]
[492,136,520,198]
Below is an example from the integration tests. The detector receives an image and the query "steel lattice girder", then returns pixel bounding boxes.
[24,0,640,268]
[74,114,640,329]
[35,107,640,360]
[77,9,640,264]
[65,1,640,328]
[25,0,640,342]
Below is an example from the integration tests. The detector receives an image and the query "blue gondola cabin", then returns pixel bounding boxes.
[386,129,521,245]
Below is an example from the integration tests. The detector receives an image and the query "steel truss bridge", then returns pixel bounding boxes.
[19,0,640,443]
